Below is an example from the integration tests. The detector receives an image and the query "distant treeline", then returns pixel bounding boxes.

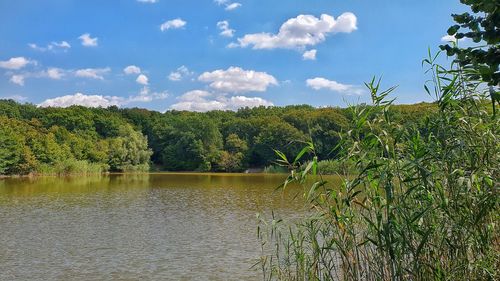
[0,99,436,175]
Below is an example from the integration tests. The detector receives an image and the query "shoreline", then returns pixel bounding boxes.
[0,170,289,179]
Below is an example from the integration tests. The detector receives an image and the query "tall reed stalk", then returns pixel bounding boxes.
[258,51,499,280]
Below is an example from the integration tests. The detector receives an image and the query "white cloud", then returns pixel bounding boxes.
[214,0,228,5]
[168,65,193,81]
[198,66,278,93]
[160,18,186,31]
[302,49,317,60]
[171,91,226,111]
[136,74,149,85]
[28,43,43,51]
[128,86,169,102]
[137,0,158,3]
[306,77,363,95]
[38,93,122,108]
[8,67,65,86]
[29,41,71,52]
[168,72,182,81]
[7,66,114,86]
[10,75,25,86]
[225,2,241,11]
[123,65,141,75]
[43,67,65,79]
[234,13,357,50]
[52,41,71,48]
[228,95,273,109]
[214,0,241,11]
[78,33,98,47]
[170,90,273,112]
[1,95,27,102]
[0,57,34,70]
[217,20,235,37]
[38,88,169,108]
[441,34,465,42]
[74,67,110,80]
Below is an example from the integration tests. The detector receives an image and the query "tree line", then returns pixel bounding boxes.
[0,99,436,175]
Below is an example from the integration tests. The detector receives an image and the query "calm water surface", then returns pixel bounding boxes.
[0,173,334,280]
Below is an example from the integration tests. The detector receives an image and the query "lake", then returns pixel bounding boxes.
[0,173,328,280]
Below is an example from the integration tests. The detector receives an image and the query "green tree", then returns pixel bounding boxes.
[225,133,248,154]
[440,0,499,85]
[440,0,499,114]
[0,122,23,174]
[252,117,305,166]
[216,133,248,172]
[108,124,152,172]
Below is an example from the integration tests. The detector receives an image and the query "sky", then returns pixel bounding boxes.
[0,0,468,112]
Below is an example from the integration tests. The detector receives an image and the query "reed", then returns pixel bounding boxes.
[258,51,499,280]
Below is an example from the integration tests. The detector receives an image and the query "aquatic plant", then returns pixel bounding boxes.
[258,51,499,280]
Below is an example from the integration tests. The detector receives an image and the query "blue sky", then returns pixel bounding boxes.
[0,0,467,111]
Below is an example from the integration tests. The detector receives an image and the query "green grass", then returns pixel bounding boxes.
[36,159,108,176]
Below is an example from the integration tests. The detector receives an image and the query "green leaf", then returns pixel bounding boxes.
[447,25,460,35]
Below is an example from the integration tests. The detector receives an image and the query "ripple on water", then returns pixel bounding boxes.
[0,173,322,280]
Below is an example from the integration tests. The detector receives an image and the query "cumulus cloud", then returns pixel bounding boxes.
[160,18,186,31]
[233,13,357,50]
[137,0,158,3]
[306,77,364,95]
[128,86,169,102]
[8,67,65,86]
[136,74,149,85]
[43,68,65,79]
[0,57,34,70]
[228,95,273,109]
[225,3,241,11]
[198,66,278,93]
[38,93,122,108]
[78,33,98,47]
[123,65,141,75]
[302,49,317,60]
[10,75,25,86]
[217,20,235,37]
[0,95,27,102]
[29,41,71,52]
[168,65,193,81]
[170,90,272,112]
[74,67,110,80]
[39,88,169,108]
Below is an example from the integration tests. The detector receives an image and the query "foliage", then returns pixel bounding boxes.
[440,0,499,115]
[0,99,437,175]
[108,124,152,172]
[0,106,151,175]
[258,56,499,280]
[0,122,24,174]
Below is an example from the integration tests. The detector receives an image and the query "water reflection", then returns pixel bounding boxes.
[0,173,337,280]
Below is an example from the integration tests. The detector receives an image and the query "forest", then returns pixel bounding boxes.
[0,99,435,175]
